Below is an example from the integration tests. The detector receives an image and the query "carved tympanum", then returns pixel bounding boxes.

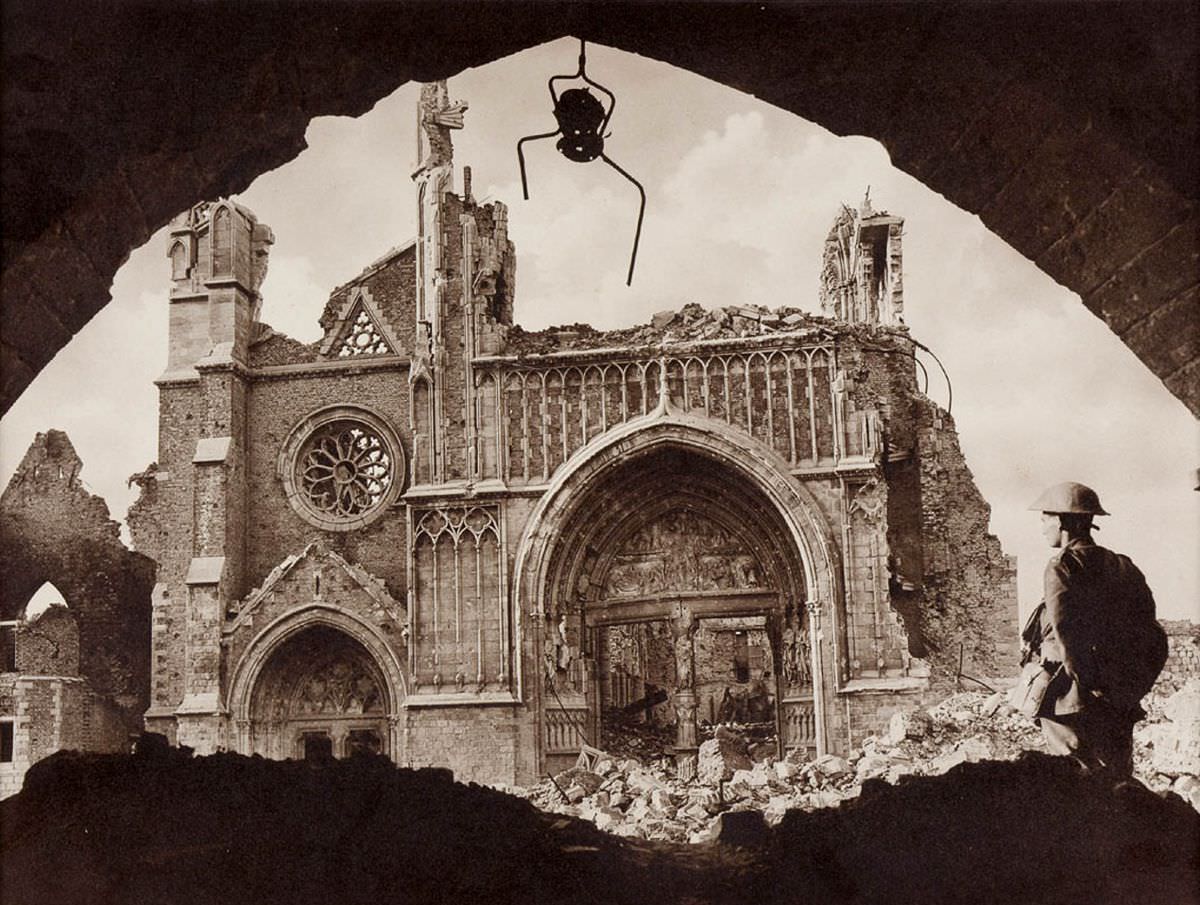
[600,508,768,598]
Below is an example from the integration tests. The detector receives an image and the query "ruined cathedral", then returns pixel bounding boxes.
[126,83,1017,784]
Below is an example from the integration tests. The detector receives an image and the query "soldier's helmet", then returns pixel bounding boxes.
[1028,481,1109,515]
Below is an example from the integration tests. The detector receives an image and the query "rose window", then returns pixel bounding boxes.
[297,423,393,518]
[280,406,404,532]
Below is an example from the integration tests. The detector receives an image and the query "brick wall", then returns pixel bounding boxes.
[244,371,410,597]
[403,705,527,785]
[0,676,85,799]
[913,402,1020,684]
[14,606,79,676]
[837,686,947,749]
[1,431,153,725]
[130,384,200,716]
[319,245,417,356]
[1156,620,1200,694]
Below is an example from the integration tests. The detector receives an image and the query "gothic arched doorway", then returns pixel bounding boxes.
[540,442,818,776]
[246,625,391,761]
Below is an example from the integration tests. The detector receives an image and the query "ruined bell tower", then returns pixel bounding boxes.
[149,200,273,750]
[819,193,904,326]
[408,81,515,486]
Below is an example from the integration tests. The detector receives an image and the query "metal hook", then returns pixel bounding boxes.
[514,38,645,285]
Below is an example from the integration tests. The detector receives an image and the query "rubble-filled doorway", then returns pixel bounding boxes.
[247,625,391,761]
[587,596,817,777]
[540,444,817,776]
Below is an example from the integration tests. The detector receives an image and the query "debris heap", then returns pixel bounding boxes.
[503,303,848,356]
[4,738,1196,905]
[518,686,1200,843]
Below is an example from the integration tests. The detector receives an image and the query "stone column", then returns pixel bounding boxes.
[765,609,786,757]
[807,599,827,756]
[671,607,698,780]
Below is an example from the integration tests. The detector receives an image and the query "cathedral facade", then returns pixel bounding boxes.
[130,83,1017,784]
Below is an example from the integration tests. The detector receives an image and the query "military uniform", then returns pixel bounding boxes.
[1034,537,1156,776]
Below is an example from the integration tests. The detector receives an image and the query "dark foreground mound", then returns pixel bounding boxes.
[1,750,1196,905]
[769,754,1200,905]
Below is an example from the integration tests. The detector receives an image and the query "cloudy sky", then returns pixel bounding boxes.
[2,38,1196,620]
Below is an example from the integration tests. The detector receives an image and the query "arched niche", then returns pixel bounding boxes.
[227,605,406,760]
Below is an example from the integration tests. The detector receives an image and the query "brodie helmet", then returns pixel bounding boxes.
[1028,481,1109,516]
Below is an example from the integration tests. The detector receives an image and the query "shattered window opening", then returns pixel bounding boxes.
[338,307,392,357]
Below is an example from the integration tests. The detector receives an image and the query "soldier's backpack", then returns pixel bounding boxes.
[1092,553,1169,711]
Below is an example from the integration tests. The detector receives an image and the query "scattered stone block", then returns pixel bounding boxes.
[856,754,893,779]
[887,709,933,745]
[651,310,677,329]
[649,788,675,814]
[1164,679,1200,726]
[811,754,850,778]
[593,806,624,831]
[730,767,769,789]
[711,808,769,847]
[697,727,753,784]
[626,770,668,794]
[554,768,603,796]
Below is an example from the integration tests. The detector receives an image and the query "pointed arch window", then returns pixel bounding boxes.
[169,239,190,280]
[24,581,67,620]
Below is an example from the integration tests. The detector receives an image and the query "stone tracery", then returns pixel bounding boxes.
[298,422,393,519]
[337,306,392,357]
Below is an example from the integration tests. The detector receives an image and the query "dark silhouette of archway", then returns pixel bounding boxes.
[2,2,1195,414]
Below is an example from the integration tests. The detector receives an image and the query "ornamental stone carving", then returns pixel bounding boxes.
[600,508,769,599]
[278,405,405,532]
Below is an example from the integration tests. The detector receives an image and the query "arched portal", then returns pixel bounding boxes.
[246,625,390,761]
[519,418,841,776]
[228,607,406,762]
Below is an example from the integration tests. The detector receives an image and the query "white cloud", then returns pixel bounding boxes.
[257,254,327,342]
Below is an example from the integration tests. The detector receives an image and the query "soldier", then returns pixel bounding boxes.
[1022,482,1166,776]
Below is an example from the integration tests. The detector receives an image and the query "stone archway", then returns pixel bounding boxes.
[3,4,1195,414]
[227,605,406,760]
[247,625,389,761]
[513,416,843,773]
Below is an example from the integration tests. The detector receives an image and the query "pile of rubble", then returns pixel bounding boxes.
[519,691,1041,843]
[504,303,843,356]
[518,685,1200,843]
[597,711,676,764]
[1136,677,1200,807]
[6,741,1197,905]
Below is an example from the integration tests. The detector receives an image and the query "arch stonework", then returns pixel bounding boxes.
[3,3,1195,415]
[226,604,408,758]
[515,413,843,618]
[513,413,845,762]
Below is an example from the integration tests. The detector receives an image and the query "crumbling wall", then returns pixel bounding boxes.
[844,337,1017,689]
[1158,620,1200,694]
[912,404,1019,684]
[13,606,79,676]
[1,431,154,722]
[693,623,773,725]
[0,606,96,798]
[318,244,417,358]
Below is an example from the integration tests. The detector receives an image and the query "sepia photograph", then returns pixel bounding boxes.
[2,2,1197,903]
